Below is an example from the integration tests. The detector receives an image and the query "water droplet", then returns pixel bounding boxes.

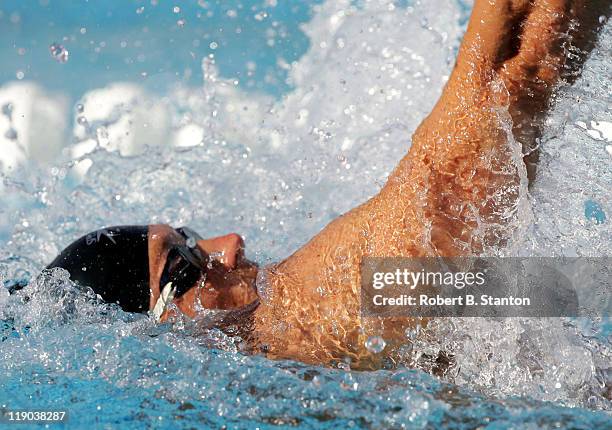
[254,12,267,21]
[16,70,24,80]
[4,128,18,140]
[10,12,21,24]
[177,19,185,27]
[599,15,606,24]
[173,6,180,13]
[76,103,84,113]
[2,103,13,119]
[96,127,109,144]
[209,41,218,50]
[405,324,421,340]
[49,42,69,63]
[136,6,145,14]
[77,116,88,126]
[209,251,224,261]
[365,336,386,353]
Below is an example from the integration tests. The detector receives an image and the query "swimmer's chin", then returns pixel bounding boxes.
[216,257,260,309]
[167,257,259,320]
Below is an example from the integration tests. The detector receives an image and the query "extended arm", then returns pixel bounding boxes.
[252,0,610,366]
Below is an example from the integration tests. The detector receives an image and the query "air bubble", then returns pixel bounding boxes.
[365,336,386,354]
[209,42,218,50]
[173,6,180,13]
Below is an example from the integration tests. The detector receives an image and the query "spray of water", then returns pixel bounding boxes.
[0,0,610,419]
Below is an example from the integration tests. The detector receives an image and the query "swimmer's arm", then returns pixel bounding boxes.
[377,0,608,254]
[271,0,581,265]
[252,0,609,363]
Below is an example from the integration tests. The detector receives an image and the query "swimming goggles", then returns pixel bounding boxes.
[152,227,207,321]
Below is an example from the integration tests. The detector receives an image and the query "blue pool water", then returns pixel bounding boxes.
[1,0,611,428]
[0,0,318,99]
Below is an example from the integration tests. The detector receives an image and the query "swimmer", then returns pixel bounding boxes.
[47,225,259,319]
[46,0,609,368]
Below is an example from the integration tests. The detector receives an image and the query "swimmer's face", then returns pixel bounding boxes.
[172,233,259,317]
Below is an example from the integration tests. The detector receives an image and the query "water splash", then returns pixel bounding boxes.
[0,0,611,426]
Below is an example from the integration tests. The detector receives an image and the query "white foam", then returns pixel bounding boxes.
[72,82,171,157]
[0,82,68,172]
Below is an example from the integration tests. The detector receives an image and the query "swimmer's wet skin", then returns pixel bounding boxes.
[46,0,610,370]
[248,0,610,368]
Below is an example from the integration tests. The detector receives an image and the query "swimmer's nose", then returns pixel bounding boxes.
[196,233,244,269]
